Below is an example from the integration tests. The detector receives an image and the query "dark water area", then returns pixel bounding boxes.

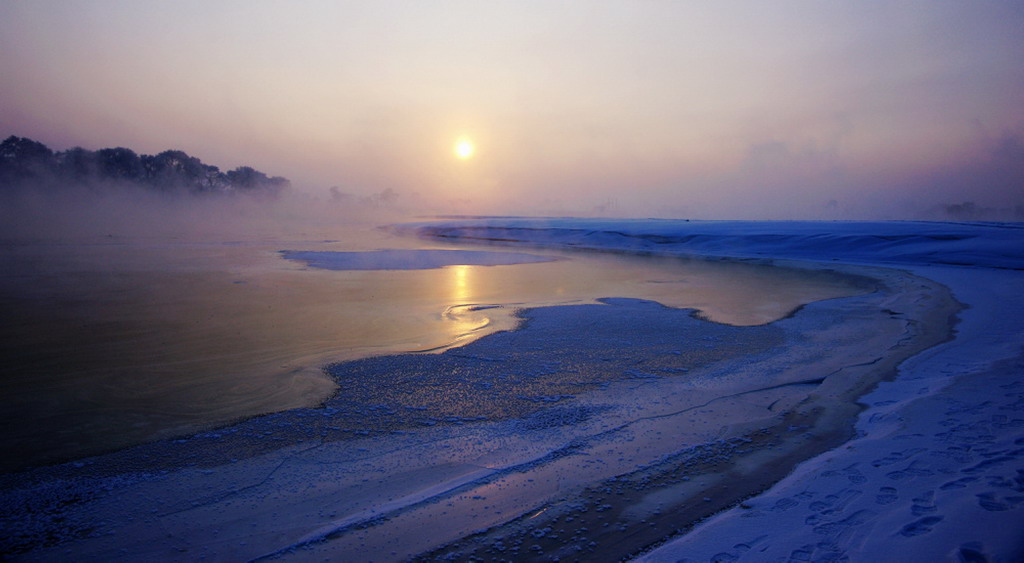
[6,297,786,482]
[0,230,868,473]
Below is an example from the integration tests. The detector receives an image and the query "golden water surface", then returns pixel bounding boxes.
[0,227,869,471]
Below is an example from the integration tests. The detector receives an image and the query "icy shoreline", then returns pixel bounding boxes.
[416,255,957,561]
[2,219,1020,561]
[403,218,1024,270]
[636,265,1024,562]
[413,218,1024,561]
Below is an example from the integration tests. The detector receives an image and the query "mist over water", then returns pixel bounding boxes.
[0,194,871,472]
[0,180,405,244]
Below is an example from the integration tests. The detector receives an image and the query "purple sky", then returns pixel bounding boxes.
[2,1,1022,219]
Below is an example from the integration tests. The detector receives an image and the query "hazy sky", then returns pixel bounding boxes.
[2,1,1022,219]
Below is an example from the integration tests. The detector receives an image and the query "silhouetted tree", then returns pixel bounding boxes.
[0,135,290,197]
[143,150,212,191]
[58,147,100,181]
[0,136,56,187]
[226,166,289,195]
[97,147,145,183]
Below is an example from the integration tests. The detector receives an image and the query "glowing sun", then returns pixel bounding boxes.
[454,138,475,160]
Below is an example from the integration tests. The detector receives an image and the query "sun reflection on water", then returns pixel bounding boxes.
[442,264,493,346]
[451,264,471,303]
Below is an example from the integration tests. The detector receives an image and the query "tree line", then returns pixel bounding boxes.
[0,136,289,196]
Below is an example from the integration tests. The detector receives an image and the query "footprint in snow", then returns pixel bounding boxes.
[911,490,937,516]
[788,544,848,562]
[769,497,799,512]
[940,476,979,490]
[958,541,992,563]
[975,492,1024,512]
[789,546,814,561]
[706,536,770,562]
[898,515,944,537]
[875,486,898,505]
[886,460,935,480]
[808,489,862,515]
[871,447,926,468]
[811,509,875,536]
[821,463,868,484]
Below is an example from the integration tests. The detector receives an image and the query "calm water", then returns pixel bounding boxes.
[0,227,870,471]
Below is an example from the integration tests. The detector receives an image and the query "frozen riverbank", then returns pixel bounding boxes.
[636,265,1024,562]
[405,218,1024,269]
[0,271,922,559]
[412,218,1024,561]
[2,219,1018,561]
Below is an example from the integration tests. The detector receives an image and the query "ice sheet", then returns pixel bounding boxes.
[3,219,1021,561]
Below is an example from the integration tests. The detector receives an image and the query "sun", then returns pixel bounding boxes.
[453,138,475,160]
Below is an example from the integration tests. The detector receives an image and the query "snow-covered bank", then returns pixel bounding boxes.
[406,218,1024,270]
[636,265,1024,562]
[410,218,1024,561]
